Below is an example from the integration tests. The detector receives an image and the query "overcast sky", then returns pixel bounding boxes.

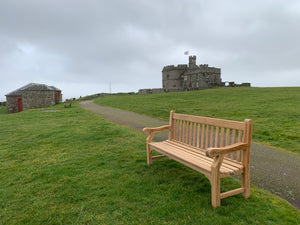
[1,0,300,101]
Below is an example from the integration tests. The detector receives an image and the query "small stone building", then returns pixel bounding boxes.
[5,83,62,113]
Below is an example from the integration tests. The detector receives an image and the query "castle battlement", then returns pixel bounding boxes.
[162,64,188,71]
[162,65,175,71]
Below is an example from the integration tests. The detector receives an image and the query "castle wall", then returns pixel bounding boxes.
[162,64,187,92]
[183,67,222,90]
[139,89,152,95]
[139,88,165,94]
[152,88,165,94]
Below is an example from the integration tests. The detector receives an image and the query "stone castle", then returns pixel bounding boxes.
[139,56,250,94]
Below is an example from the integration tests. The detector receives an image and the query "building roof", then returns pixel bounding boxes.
[6,83,61,97]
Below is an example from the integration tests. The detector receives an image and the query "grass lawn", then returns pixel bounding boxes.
[94,87,300,153]
[0,103,299,224]
[0,105,6,115]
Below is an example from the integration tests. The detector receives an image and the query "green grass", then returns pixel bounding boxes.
[0,105,6,115]
[0,103,299,224]
[94,87,300,153]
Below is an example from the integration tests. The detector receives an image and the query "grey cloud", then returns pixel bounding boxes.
[1,0,299,101]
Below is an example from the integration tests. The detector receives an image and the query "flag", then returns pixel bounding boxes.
[184,51,189,55]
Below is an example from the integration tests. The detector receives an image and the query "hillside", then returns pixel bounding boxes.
[0,103,299,224]
[94,87,300,153]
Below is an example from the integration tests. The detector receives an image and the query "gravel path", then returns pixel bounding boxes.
[79,100,300,210]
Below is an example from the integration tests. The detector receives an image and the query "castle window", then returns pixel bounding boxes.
[173,85,176,87]
[167,74,170,79]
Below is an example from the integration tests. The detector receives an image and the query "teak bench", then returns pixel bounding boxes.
[143,111,253,208]
[64,99,72,108]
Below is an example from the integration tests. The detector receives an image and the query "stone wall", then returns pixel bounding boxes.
[22,90,55,110]
[162,64,187,92]
[139,89,152,95]
[183,68,221,91]
[139,88,165,94]
[152,88,165,94]
[6,96,19,113]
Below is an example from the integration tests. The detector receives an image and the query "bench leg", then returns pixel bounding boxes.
[210,171,221,208]
[147,145,152,165]
[210,155,223,208]
[146,132,154,165]
[242,165,250,198]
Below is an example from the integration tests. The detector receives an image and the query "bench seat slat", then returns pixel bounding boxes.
[150,141,244,176]
[166,140,244,171]
[154,142,214,170]
[150,142,242,177]
[165,140,240,172]
[150,143,213,176]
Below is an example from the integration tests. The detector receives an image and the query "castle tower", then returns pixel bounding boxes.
[162,65,187,92]
[189,56,197,69]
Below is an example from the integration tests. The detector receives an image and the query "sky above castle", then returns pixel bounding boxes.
[1,0,300,101]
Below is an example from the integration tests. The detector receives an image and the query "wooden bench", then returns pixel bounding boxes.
[64,99,72,108]
[143,111,253,208]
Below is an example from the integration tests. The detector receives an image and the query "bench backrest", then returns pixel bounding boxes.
[168,111,252,163]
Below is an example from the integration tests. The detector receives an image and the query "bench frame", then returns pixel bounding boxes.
[143,111,253,208]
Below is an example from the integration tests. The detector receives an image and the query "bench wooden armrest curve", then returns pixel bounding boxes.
[143,125,171,134]
[206,142,248,158]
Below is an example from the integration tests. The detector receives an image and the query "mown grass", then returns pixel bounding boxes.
[94,87,300,153]
[0,103,299,224]
[0,105,6,115]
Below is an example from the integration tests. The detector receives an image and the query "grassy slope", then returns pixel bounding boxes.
[0,103,299,224]
[0,105,6,115]
[94,87,300,153]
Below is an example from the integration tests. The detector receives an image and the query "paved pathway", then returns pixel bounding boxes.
[79,101,300,210]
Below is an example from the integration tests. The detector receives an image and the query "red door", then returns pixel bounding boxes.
[18,98,22,112]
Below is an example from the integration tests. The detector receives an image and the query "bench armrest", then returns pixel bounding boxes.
[143,125,171,134]
[143,125,171,144]
[206,142,248,158]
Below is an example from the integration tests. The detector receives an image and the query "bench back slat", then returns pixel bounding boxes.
[173,113,245,130]
[170,112,249,162]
